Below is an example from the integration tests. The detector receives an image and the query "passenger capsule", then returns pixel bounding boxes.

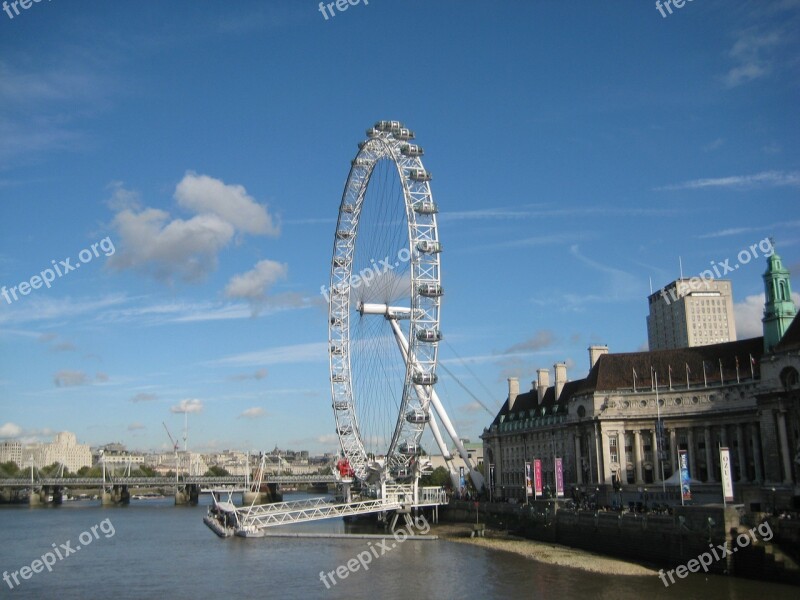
[416,328,442,342]
[333,400,350,410]
[416,240,442,254]
[393,128,415,140]
[366,127,380,137]
[341,203,355,213]
[331,373,347,383]
[352,157,370,167]
[398,442,419,456]
[418,282,443,297]
[406,409,431,424]
[413,200,437,214]
[412,372,438,385]
[407,168,431,182]
[401,144,424,157]
[336,230,354,240]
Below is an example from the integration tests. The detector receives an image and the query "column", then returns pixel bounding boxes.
[704,426,715,483]
[688,428,698,478]
[651,428,661,482]
[736,424,748,483]
[669,428,677,474]
[777,411,793,484]
[594,423,603,486]
[574,434,583,485]
[751,422,763,482]
[633,430,643,484]
[600,427,612,485]
[720,425,728,448]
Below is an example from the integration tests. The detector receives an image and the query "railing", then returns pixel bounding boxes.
[240,498,403,529]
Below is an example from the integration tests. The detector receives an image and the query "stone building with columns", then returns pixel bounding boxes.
[482,251,799,511]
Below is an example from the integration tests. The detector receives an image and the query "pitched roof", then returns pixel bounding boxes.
[588,337,764,391]
[488,337,766,426]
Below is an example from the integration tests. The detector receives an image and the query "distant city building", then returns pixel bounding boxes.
[0,441,22,465]
[647,278,736,350]
[25,432,92,473]
[429,441,484,475]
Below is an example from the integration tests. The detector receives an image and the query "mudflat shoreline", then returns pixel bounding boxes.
[433,523,656,576]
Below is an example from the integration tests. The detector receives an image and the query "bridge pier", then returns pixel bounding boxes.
[175,484,200,506]
[28,489,42,506]
[101,485,130,505]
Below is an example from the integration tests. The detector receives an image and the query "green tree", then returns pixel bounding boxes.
[204,466,230,477]
[0,461,20,478]
[420,466,451,487]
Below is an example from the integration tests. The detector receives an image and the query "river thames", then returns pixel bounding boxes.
[0,494,797,599]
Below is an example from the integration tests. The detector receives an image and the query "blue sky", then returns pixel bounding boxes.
[0,0,798,455]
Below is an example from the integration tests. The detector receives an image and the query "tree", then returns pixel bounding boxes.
[0,461,20,478]
[204,466,230,477]
[420,466,451,487]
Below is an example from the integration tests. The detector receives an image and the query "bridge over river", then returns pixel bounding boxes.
[0,474,338,506]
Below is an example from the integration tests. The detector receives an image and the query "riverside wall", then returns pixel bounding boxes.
[443,500,799,585]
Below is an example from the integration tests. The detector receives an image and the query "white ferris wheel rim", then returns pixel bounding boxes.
[327,121,442,484]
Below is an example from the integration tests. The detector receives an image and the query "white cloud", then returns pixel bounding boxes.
[224,260,288,307]
[170,398,203,414]
[108,207,235,283]
[0,422,22,438]
[108,174,280,285]
[131,392,157,403]
[238,407,265,419]
[175,172,279,236]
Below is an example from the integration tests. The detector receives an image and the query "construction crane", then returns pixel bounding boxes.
[162,422,180,482]
[162,422,179,452]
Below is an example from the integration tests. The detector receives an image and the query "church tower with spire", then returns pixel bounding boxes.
[763,240,796,352]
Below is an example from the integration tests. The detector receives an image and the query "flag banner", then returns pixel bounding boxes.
[489,463,495,491]
[524,462,532,496]
[533,459,543,498]
[679,450,692,501]
[459,466,465,490]
[720,447,734,502]
[555,457,564,497]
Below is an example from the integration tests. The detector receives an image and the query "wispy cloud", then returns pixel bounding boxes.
[503,330,556,354]
[131,392,158,403]
[723,29,782,88]
[696,220,800,239]
[0,294,129,325]
[441,205,679,222]
[238,407,265,419]
[211,342,328,368]
[656,171,800,191]
[53,370,89,387]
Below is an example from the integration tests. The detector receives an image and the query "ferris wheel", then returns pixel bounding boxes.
[327,121,484,492]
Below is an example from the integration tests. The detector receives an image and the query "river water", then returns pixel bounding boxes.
[0,493,796,599]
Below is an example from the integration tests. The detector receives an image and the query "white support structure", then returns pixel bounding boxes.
[387,315,484,490]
